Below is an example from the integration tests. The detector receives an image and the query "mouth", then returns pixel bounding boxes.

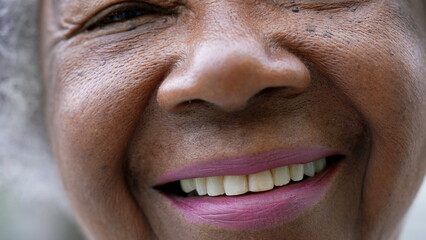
[154,147,345,230]
[159,157,334,197]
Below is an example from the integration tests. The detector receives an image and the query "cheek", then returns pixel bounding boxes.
[304,17,426,238]
[50,36,177,169]
[47,40,177,239]
[260,1,426,236]
[52,56,157,175]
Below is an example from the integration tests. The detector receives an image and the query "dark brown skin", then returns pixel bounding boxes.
[40,0,426,239]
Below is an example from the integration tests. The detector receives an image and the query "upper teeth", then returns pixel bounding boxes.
[179,158,327,197]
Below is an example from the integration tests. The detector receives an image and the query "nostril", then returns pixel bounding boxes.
[174,98,248,113]
[174,99,206,112]
[156,43,311,113]
[254,86,305,100]
[254,87,282,98]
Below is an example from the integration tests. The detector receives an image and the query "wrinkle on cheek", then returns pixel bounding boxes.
[263,3,426,237]
[291,4,421,122]
[324,6,426,239]
[50,37,177,182]
[54,65,154,150]
[47,47,171,240]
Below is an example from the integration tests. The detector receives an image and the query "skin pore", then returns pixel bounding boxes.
[40,0,426,239]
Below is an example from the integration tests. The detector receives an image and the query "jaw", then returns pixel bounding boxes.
[129,148,370,240]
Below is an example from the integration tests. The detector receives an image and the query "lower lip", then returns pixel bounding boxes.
[164,162,340,231]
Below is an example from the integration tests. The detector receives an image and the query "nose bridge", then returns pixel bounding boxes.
[156,7,311,112]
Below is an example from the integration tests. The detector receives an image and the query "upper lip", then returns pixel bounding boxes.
[155,146,343,185]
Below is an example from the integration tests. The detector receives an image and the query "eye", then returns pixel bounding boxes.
[81,2,173,31]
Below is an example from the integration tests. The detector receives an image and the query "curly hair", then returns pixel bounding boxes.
[0,0,64,207]
[0,1,84,239]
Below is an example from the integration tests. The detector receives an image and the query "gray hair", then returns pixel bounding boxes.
[0,0,59,204]
[0,0,82,239]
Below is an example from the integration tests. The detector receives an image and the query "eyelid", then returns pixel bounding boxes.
[71,2,171,36]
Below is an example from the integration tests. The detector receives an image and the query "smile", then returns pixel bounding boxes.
[155,147,345,230]
[179,158,327,197]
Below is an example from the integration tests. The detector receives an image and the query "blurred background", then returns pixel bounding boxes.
[0,0,424,239]
[0,0,84,239]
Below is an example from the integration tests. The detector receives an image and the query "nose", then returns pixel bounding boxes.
[157,40,311,112]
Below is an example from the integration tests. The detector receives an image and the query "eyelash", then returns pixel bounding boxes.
[77,0,366,35]
[83,2,172,31]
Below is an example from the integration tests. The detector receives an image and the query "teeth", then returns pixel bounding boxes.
[224,175,248,196]
[271,166,290,186]
[304,162,315,177]
[180,179,196,193]
[314,158,327,173]
[206,176,225,196]
[179,158,329,197]
[194,178,207,196]
[289,164,304,181]
[248,170,274,192]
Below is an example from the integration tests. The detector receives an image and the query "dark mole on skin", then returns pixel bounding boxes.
[292,6,300,13]
[349,6,358,12]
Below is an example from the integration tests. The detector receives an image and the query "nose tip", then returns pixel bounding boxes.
[157,44,311,113]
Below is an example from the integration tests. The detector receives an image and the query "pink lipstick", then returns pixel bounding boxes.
[156,147,344,230]
[157,147,340,185]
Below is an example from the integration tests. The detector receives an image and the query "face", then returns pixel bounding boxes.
[41,0,426,239]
